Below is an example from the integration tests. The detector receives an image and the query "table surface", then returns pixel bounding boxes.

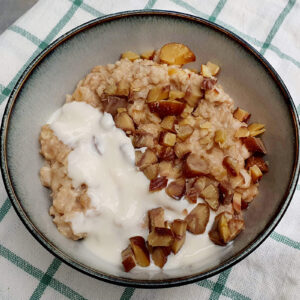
[0,0,37,34]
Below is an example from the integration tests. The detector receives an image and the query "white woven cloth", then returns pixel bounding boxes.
[0,1,299,299]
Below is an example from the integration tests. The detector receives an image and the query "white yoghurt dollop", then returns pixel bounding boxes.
[49,101,229,270]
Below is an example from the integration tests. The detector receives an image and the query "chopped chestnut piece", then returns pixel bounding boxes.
[185,203,210,234]
[158,146,176,161]
[223,156,240,176]
[248,123,265,137]
[143,163,159,180]
[121,246,136,272]
[218,213,231,243]
[169,90,185,100]
[161,116,176,132]
[186,187,198,204]
[141,49,155,60]
[232,192,242,214]
[121,51,140,61]
[152,247,171,268]
[215,129,226,145]
[171,219,187,254]
[228,219,245,240]
[133,133,155,149]
[148,100,186,118]
[184,153,209,178]
[243,137,267,154]
[233,107,251,122]
[166,178,186,200]
[209,213,230,246]
[115,112,135,132]
[148,207,165,232]
[207,61,220,76]
[235,127,249,138]
[201,78,217,90]
[138,149,158,170]
[149,177,168,192]
[218,183,233,205]
[129,236,150,267]
[174,142,191,159]
[184,87,202,108]
[246,156,269,173]
[201,184,219,211]
[193,176,208,194]
[147,86,170,103]
[159,131,177,147]
[116,80,130,96]
[249,165,263,183]
[102,96,128,117]
[175,124,194,141]
[148,227,175,247]
[159,43,196,65]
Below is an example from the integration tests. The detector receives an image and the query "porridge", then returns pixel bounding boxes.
[39,43,268,271]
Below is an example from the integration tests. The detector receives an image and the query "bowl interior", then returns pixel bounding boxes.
[2,12,298,285]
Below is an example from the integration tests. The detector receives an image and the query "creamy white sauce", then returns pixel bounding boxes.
[49,101,230,270]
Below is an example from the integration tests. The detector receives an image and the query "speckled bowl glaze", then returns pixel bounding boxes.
[1,11,299,288]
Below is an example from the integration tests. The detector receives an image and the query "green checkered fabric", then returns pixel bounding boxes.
[0,0,299,299]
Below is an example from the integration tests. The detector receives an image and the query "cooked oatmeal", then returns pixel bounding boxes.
[40,43,268,271]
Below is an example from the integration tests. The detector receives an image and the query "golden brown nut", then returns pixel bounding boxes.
[218,213,231,243]
[141,50,155,60]
[129,236,150,267]
[121,51,140,61]
[151,247,171,268]
[159,43,196,65]
[137,149,158,170]
[158,146,176,161]
[248,123,266,137]
[201,184,219,211]
[207,61,220,76]
[169,90,185,100]
[228,219,245,240]
[174,142,191,159]
[235,127,250,138]
[249,165,263,183]
[175,124,194,141]
[171,219,187,254]
[115,112,135,133]
[245,156,268,173]
[232,192,242,214]
[208,213,230,246]
[233,107,251,122]
[161,116,176,132]
[215,129,227,145]
[223,156,240,176]
[133,133,155,149]
[193,176,208,194]
[166,178,186,200]
[121,246,136,272]
[116,80,130,96]
[185,203,210,234]
[148,100,186,118]
[148,227,175,247]
[243,137,267,154]
[159,132,177,147]
[148,207,165,232]
[184,153,209,178]
[149,176,168,192]
[147,86,170,103]
[143,163,159,180]
[184,86,202,108]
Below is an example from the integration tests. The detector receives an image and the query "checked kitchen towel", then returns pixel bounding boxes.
[0,0,299,299]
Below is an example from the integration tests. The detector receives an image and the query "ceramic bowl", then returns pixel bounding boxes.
[1,11,299,288]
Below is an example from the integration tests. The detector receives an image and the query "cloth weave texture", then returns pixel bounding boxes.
[0,0,299,299]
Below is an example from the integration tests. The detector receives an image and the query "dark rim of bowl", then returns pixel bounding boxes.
[1,10,299,289]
